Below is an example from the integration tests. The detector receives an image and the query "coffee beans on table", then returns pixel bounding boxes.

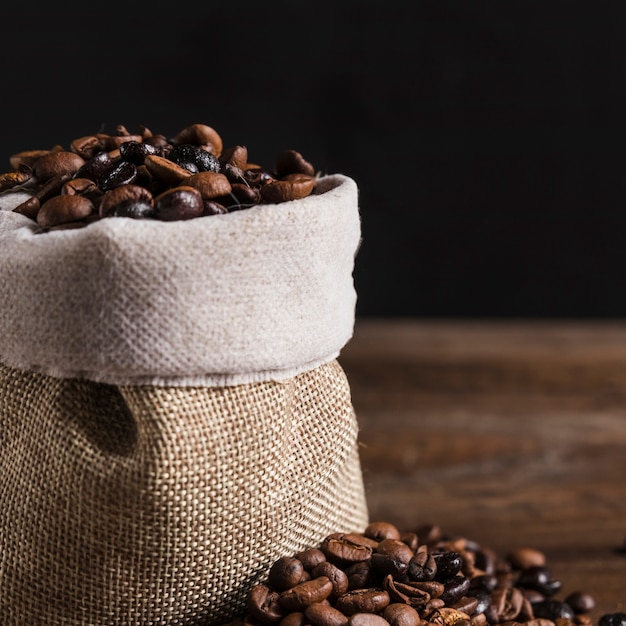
[224,520,623,626]
[0,123,318,230]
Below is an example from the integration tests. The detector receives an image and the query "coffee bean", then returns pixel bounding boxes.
[295,549,327,572]
[279,577,334,612]
[247,584,284,624]
[565,591,596,614]
[531,599,576,620]
[153,186,204,221]
[335,589,390,616]
[321,536,373,565]
[37,194,95,229]
[32,151,85,181]
[173,123,223,156]
[312,562,350,598]
[168,144,221,174]
[505,548,547,571]
[383,603,421,626]
[98,160,138,191]
[275,149,316,178]
[268,557,305,592]
[259,174,315,204]
[305,603,349,626]
[599,614,626,626]
[348,614,390,626]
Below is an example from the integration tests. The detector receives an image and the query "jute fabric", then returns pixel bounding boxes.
[0,359,369,625]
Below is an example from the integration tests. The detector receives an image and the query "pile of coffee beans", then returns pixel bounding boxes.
[224,521,626,626]
[0,123,318,231]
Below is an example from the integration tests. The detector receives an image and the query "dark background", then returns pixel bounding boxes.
[2,1,626,317]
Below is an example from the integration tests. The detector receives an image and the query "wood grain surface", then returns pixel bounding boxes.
[339,319,626,622]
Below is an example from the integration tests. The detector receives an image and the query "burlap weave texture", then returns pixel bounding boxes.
[0,359,368,626]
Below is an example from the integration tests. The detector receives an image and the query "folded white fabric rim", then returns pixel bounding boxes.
[0,174,360,386]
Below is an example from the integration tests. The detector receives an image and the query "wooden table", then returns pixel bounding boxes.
[338,319,626,622]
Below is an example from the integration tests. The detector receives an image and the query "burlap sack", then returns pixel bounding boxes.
[0,174,369,625]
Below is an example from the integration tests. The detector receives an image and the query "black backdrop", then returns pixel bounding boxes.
[2,1,626,317]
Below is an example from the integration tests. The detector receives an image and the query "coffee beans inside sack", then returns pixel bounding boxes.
[0,123,368,625]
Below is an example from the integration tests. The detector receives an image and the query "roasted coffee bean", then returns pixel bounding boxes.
[408,545,437,582]
[489,588,525,622]
[37,194,95,229]
[70,135,104,160]
[119,140,158,164]
[383,603,421,626]
[279,577,334,612]
[32,151,85,181]
[295,549,327,572]
[305,603,349,626]
[505,548,546,571]
[153,186,204,221]
[428,607,470,626]
[0,169,31,192]
[168,144,221,173]
[244,166,275,187]
[451,596,479,616]
[312,562,350,597]
[321,536,373,565]
[259,173,315,204]
[349,614,390,626]
[220,144,248,170]
[275,149,316,178]
[9,148,51,170]
[335,589,390,616]
[365,523,402,542]
[531,599,576,620]
[268,557,306,592]
[279,612,306,626]
[173,123,223,156]
[247,584,284,623]
[440,576,470,605]
[203,200,228,216]
[185,171,231,200]
[433,552,463,582]
[98,160,138,191]
[372,539,415,577]
[218,183,261,210]
[99,184,154,218]
[516,566,561,597]
[564,591,596,614]
[144,154,193,187]
[599,614,626,626]
[346,561,376,591]
[383,576,431,608]
[75,151,113,181]
[400,533,420,552]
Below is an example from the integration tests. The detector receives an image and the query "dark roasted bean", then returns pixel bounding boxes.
[440,576,470,605]
[168,144,221,173]
[433,552,463,582]
[516,566,561,597]
[565,591,596,614]
[98,160,137,191]
[532,599,576,620]
[599,614,626,626]
[119,140,158,164]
